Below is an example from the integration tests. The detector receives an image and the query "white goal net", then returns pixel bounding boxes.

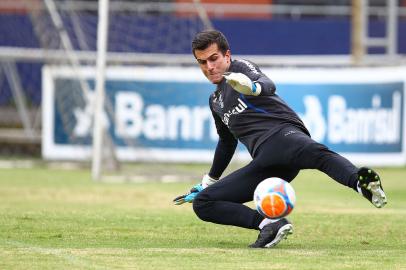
[1,0,404,179]
[0,0,212,179]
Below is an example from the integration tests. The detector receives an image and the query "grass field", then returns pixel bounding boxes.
[0,164,405,270]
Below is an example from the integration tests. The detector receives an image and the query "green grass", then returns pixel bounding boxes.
[0,166,405,270]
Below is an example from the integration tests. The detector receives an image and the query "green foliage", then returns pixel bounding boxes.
[0,166,405,269]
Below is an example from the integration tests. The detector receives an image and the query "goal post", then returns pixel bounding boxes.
[87,0,220,181]
[92,0,110,181]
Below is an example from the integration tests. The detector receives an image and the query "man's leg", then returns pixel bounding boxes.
[256,127,359,189]
[257,126,386,208]
[193,162,298,229]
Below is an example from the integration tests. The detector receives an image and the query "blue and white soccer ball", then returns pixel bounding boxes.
[254,177,296,219]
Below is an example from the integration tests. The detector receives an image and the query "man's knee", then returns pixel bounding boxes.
[192,192,213,222]
[301,141,328,155]
[294,142,331,167]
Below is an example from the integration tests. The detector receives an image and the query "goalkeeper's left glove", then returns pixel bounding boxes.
[223,72,262,96]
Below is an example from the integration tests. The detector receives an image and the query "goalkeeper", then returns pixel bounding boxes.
[173,30,387,248]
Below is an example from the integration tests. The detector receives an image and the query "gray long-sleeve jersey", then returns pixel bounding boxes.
[208,59,309,178]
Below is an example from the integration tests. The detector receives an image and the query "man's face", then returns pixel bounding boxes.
[194,43,231,84]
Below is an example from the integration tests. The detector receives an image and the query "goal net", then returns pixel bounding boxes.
[2,1,403,179]
[0,0,213,180]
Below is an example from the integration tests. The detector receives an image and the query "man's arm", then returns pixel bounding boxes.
[173,102,237,205]
[208,107,238,179]
[208,132,238,179]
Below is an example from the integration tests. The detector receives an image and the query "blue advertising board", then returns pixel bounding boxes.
[279,82,403,152]
[42,66,406,166]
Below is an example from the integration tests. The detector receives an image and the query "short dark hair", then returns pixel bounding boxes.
[191,30,230,58]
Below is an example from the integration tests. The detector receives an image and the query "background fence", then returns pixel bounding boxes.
[0,0,405,178]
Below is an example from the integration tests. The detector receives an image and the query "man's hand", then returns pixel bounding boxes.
[173,183,204,205]
[223,72,261,96]
[173,174,219,205]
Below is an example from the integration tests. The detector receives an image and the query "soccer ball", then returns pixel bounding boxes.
[254,177,296,219]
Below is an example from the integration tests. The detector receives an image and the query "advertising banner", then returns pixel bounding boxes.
[42,66,406,166]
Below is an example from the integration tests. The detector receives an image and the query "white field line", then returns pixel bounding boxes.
[1,239,109,270]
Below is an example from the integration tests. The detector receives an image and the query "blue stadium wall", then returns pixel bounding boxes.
[1,15,406,105]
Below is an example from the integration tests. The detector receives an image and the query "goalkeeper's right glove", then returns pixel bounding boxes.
[223,72,262,96]
[173,183,204,205]
[173,174,219,205]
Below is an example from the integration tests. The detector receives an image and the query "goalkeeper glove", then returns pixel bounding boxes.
[223,72,262,96]
[173,183,203,205]
[173,174,219,205]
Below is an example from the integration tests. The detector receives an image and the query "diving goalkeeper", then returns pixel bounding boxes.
[173,30,387,248]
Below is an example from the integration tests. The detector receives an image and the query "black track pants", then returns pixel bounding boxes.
[193,126,359,230]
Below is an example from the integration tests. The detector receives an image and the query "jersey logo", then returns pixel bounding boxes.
[238,59,260,75]
[218,93,224,109]
[284,130,297,136]
[222,98,248,126]
[213,93,224,109]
